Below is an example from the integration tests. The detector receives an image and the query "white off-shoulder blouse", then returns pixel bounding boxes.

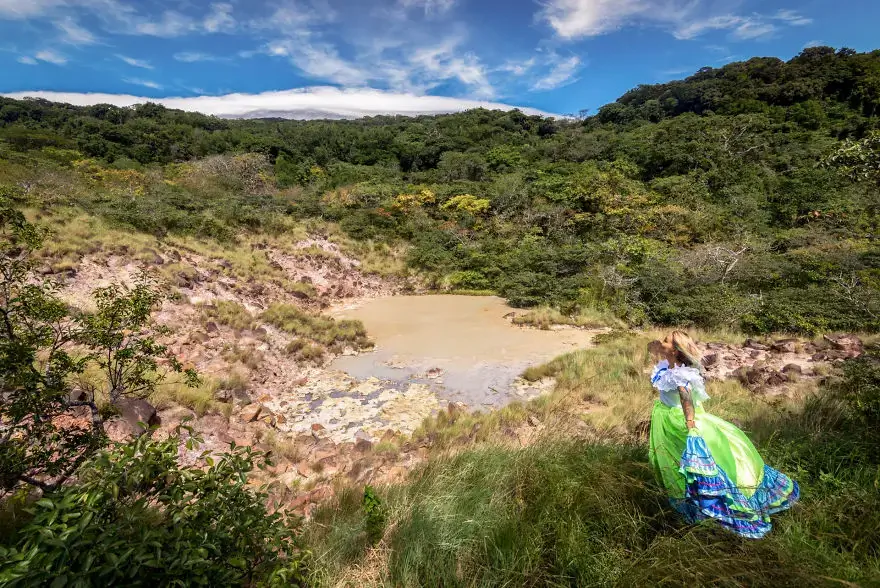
[650,359,710,408]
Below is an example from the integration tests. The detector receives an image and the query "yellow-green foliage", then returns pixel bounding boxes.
[441,194,490,215]
[285,339,326,363]
[152,379,220,417]
[391,188,435,212]
[201,300,255,331]
[262,304,372,351]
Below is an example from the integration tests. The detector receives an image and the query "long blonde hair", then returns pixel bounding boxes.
[671,330,703,372]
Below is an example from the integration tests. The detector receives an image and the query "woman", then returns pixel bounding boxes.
[648,331,799,538]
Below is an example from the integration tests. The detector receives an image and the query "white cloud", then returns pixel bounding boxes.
[3,87,560,119]
[397,0,456,16]
[124,78,163,89]
[117,54,153,69]
[174,51,219,63]
[531,55,580,91]
[131,10,195,36]
[54,16,97,44]
[17,55,38,65]
[34,49,67,64]
[499,57,537,76]
[803,39,823,49]
[203,2,235,33]
[540,0,811,42]
[774,10,812,26]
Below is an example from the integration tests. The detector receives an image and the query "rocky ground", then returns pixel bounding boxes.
[53,233,866,518]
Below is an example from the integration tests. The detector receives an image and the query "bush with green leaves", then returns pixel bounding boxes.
[0,430,307,586]
[0,198,197,493]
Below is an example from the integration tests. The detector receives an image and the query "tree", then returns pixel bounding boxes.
[0,197,196,494]
[827,130,880,184]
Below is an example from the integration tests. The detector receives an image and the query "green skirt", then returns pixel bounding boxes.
[648,400,799,538]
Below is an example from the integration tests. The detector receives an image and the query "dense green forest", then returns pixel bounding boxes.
[2,45,879,334]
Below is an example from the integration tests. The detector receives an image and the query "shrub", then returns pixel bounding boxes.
[362,485,386,545]
[0,430,308,586]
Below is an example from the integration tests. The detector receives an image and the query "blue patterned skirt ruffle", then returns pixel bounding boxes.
[671,434,799,539]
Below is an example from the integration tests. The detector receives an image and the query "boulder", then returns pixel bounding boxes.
[355,438,373,453]
[296,461,313,477]
[782,364,803,376]
[116,398,159,430]
[701,353,719,367]
[765,372,789,387]
[744,339,769,351]
[205,321,219,334]
[733,366,763,386]
[240,404,263,423]
[823,334,863,354]
[771,339,798,354]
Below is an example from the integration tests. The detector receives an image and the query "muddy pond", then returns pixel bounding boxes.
[266,295,599,442]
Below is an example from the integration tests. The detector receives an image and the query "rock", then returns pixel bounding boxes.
[190,331,210,344]
[733,366,763,386]
[275,413,287,425]
[104,417,139,442]
[143,248,164,265]
[296,461,313,477]
[299,276,313,284]
[824,334,863,354]
[258,407,277,427]
[205,321,219,334]
[527,415,542,427]
[765,372,789,387]
[706,342,726,350]
[771,339,798,354]
[355,438,373,453]
[503,312,516,320]
[744,339,769,351]
[426,368,443,379]
[701,353,719,367]
[240,404,263,423]
[782,364,803,375]
[380,429,398,445]
[290,491,312,509]
[385,466,409,483]
[354,428,372,442]
[116,398,160,430]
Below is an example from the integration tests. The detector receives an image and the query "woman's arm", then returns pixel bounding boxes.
[678,386,696,430]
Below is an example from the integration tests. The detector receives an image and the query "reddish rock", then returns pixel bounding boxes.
[744,339,769,351]
[771,339,798,354]
[355,438,373,453]
[702,353,719,367]
[296,461,313,477]
[240,404,263,423]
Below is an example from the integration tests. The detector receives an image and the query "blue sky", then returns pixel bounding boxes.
[2,0,879,118]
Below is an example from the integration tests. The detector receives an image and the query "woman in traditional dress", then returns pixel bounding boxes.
[647,331,799,538]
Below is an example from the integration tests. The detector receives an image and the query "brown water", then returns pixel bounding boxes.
[330,295,598,408]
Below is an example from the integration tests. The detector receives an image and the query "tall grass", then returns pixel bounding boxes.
[306,339,880,587]
[513,305,623,330]
[262,303,372,351]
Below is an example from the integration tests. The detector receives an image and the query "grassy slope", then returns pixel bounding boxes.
[306,336,880,587]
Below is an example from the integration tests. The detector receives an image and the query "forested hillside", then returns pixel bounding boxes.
[2,45,879,334]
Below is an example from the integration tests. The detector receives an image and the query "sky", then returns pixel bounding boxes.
[1,0,879,119]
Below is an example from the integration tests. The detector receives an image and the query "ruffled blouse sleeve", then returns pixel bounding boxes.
[650,360,710,408]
